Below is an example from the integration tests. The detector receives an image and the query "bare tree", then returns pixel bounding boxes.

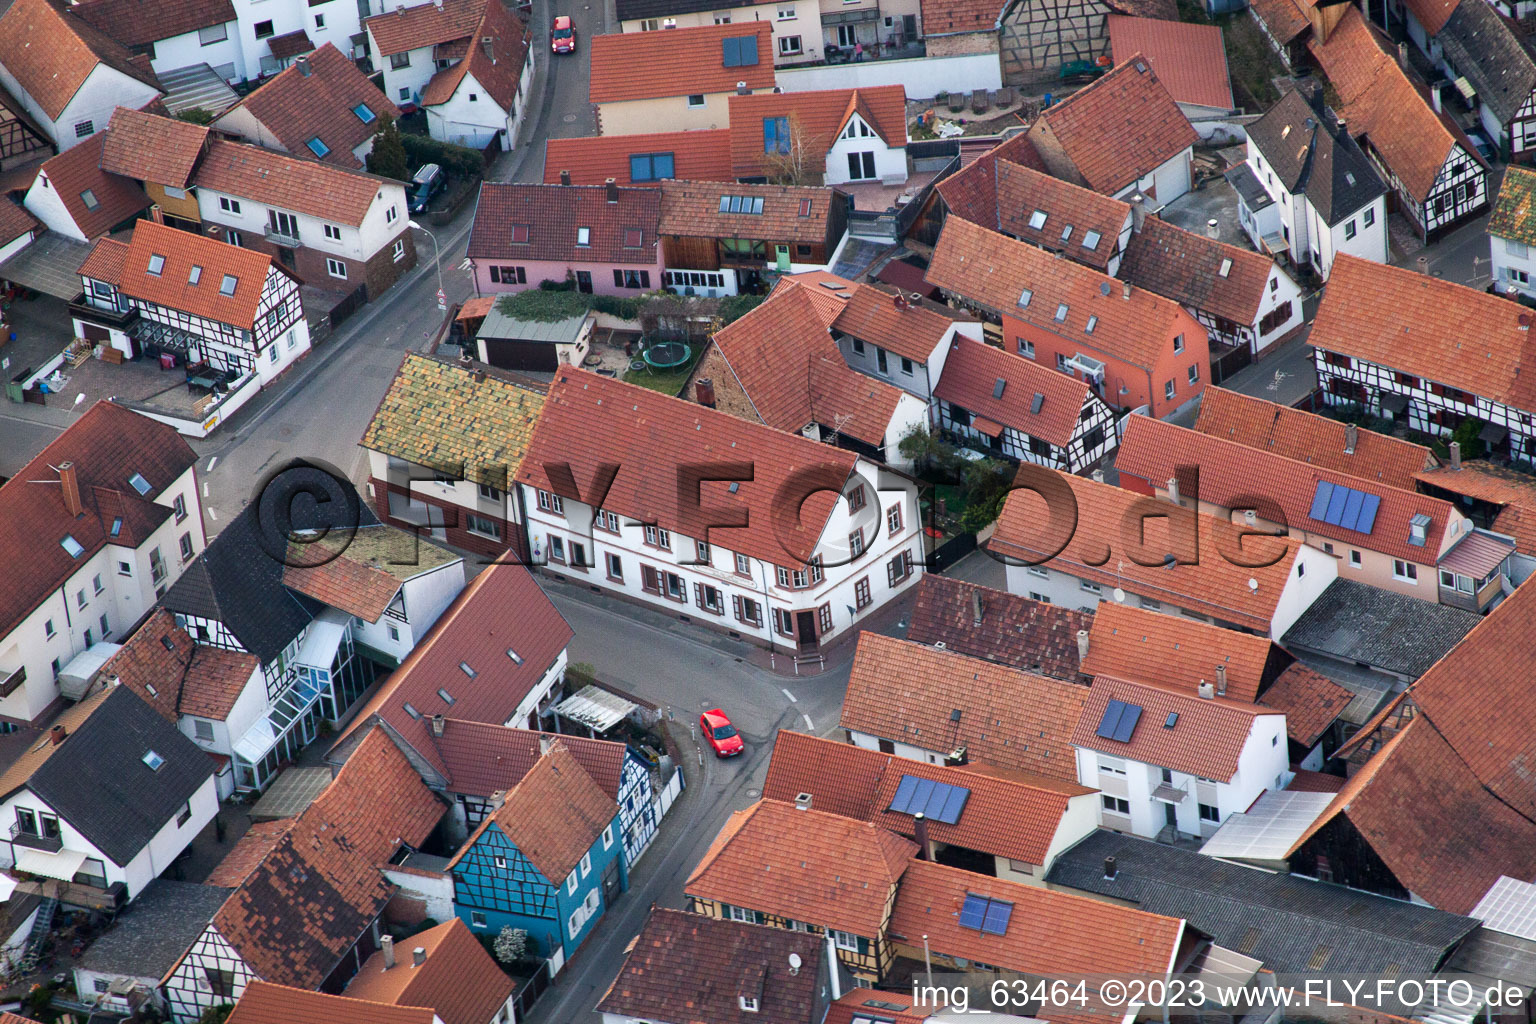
[761,112,820,186]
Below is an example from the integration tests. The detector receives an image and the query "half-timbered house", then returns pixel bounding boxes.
[448,743,626,973]
[1309,7,1487,242]
[0,85,51,173]
[997,0,1178,86]
[1488,165,1536,302]
[1310,254,1536,463]
[156,485,463,792]
[658,180,848,296]
[1119,216,1304,359]
[74,220,308,386]
[933,334,1117,472]
[686,798,916,984]
[162,731,446,1022]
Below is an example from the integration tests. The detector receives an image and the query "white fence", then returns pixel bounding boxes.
[125,370,263,438]
[776,51,1002,100]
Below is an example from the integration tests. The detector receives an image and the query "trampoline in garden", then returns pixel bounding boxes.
[641,341,692,370]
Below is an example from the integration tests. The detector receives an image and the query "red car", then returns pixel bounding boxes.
[700,709,743,758]
[551,15,576,53]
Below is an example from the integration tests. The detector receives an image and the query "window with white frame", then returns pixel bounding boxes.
[1097,756,1127,775]
[728,905,756,923]
[393,239,406,263]
[580,851,592,876]
[538,489,564,513]
[602,824,614,848]
[832,930,859,951]
[1102,795,1130,815]
[326,258,347,279]
[1393,560,1418,582]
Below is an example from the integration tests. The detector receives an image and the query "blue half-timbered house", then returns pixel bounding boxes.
[449,742,626,972]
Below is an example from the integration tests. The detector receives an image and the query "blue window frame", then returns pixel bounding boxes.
[629,152,676,182]
[306,136,330,158]
[764,116,790,154]
[352,103,376,123]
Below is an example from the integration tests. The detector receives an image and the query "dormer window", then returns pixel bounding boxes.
[739,996,760,1013]
[1028,209,1046,229]
[1060,224,1073,243]
[577,226,591,246]
[147,254,166,276]
[1018,287,1033,308]
[188,265,202,285]
[220,275,238,296]
[80,189,99,210]
[1082,230,1101,250]
[129,472,151,495]
[353,103,376,123]
[1054,302,1069,322]
[306,136,331,158]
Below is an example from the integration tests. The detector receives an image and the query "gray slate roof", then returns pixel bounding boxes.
[1281,577,1481,678]
[478,308,589,344]
[1435,0,1536,127]
[1247,86,1386,226]
[1047,830,1479,975]
[26,687,214,866]
[78,879,230,978]
[162,466,376,663]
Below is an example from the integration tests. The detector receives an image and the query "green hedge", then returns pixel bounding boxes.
[497,289,643,322]
[400,133,486,177]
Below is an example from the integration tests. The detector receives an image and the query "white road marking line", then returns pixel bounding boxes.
[208,508,217,521]
[207,457,217,471]
[202,481,209,498]
[781,688,797,702]
[802,713,814,731]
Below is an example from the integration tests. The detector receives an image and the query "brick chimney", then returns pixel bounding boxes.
[59,461,82,517]
[794,792,812,811]
[1121,280,1132,300]
[1104,855,1117,880]
[481,36,494,62]
[1344,422,1358,454]
[148,204,165,225]
[605,177,619,203]
[381,935,396,969]
[1129,193,1146,233]
[431,714,445,737]
[1215,664,1227,696]
[1076,628,1089,663]
[913,812,932,860]
[694,377,716,407]
[560,169,572,186]
[50,725,66,746]
[1450,441,1462,471]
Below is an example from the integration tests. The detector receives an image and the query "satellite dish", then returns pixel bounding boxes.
[1248,577,1259,593]
[788,953,803,974]
[1113,587,1126,603]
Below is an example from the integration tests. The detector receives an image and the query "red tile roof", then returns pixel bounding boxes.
[1258,662,1350,747]
[1286,767,1345,792]
[204,819,294,887]
[905,575,1090,679]
[73,0,235,47]
[990,470,1308,632]
[194,137,392,227]
[841,632,1087,781]
[468,181,660,265]
[1119,217,1276,326]
[932,335,1092,447]
[1197,387,1435,490]
[890,859,1184,985]
[1116,414,1459,564]
[0,196,38,249]
[515,367,857,567]
[1287,717,1536,914]
[824,990,936,1024]
[432,720,626,799]
[223,44,399,170]
[543,129,734,185]
[1308,254,1536,411]
[106,609,261,722]
[597,908,831,1024]
[830,283,960,362]
[927,216,1197,372]
[659,179,836,245]
[1416,461,1536,555]
[686,799,917,937]
[1401,0,1459,34]
[763,730,1089,866]
[1309,7,1474,202]
[0,401,194,641]
[453,742,616,881]
[589,22,773,103]
[1248,0,1309,43]
[1030,54,1197,195]
[331,563,573,774]
[1073,674,1278,781]
[935,132,1049,230]
[1107,15,1234,110]
[0,0,160,121]
[345,918,515,1024]
[992,159,1131,272]
[708,280,905,447]
[365,0,487,56]
[99,107,209,189]
[78,236,130,284]
[420,0,530,112]
[920,0,1005,35]
[1083,600,1276,704]
[117,219,281,330]
[213,729,445,987]
[727,86,907,180]
[37,134,150,239]
[228,981,437,1024]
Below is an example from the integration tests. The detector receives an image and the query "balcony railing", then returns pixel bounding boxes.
[9,823,63,852]
[265,225,302,247]
[68,293,139,329]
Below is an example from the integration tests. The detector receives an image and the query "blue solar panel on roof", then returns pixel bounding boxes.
[1309,481,1334,521]
[1357,494,1381,533]
[935,784,970,824]
[1096,699,1127,739]
[1338,488,1365,531]
[1112,703,1143,743]
[981,899,1013,935]
[959,893,988,930]
[888,775,919,814]
[1325,484,1350,526]
[908,777,936,816]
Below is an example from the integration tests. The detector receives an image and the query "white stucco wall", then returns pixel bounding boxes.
[774,50,1000,99]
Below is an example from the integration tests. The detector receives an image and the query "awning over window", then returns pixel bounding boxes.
[1480,421,1509,445]
[1454,76,1477,102]
[554,685,638,733]
[970,415,1005,438]
[1260,231,1289,255]
[1379,393,1410,414]
[15,847,88,881]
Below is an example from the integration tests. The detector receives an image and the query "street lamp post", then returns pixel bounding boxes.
[408,220,445,310]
